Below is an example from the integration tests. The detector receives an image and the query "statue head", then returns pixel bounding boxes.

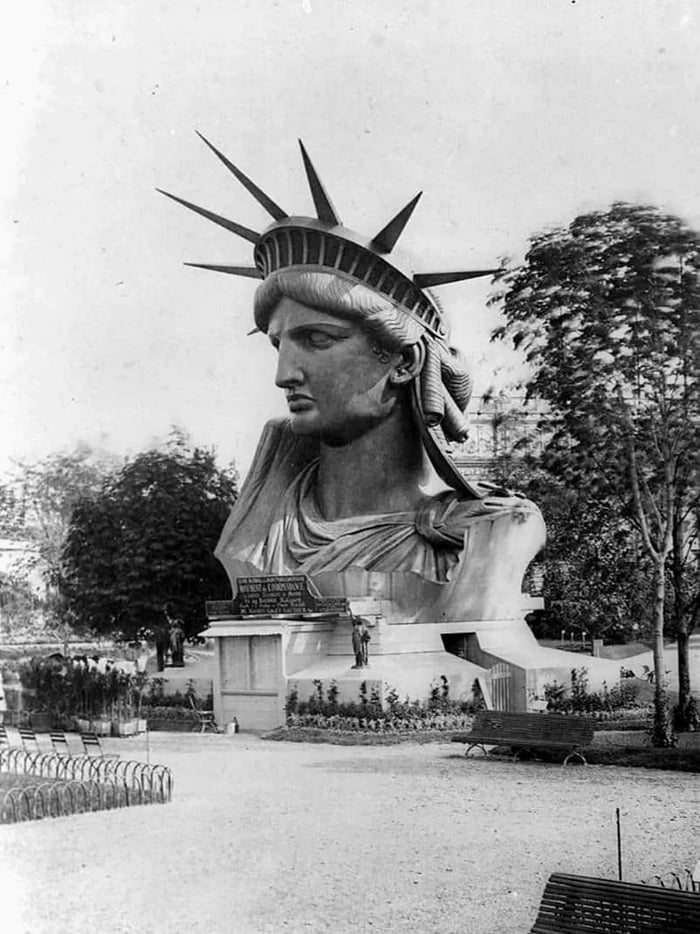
[159,135,498,496]
[253,269,470,449]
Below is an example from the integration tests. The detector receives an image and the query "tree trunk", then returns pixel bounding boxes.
[670,504,697,732]
[674,628,692,730]
[650,559,674,747]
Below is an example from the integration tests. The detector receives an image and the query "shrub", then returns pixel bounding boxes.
[145,705,199,723]
[285,677,482,732]
[544,667,646,719]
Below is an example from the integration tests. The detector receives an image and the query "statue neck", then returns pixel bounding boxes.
[314,403,426,520]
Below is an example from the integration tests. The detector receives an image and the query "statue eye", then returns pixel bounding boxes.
[305,330,335,349]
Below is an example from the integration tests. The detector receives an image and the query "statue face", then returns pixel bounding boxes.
[268,297,399,443]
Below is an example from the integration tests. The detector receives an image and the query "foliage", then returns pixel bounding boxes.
[0,446,116,640]
[285,677,483,731]
[492,202,700,742]
[0,571,42,639]
[59,430,238,641]
[143,705,201,723]
[544,667,644,717]
[18,656,146,719]
[3,446,117,585]
[493,458,655,641]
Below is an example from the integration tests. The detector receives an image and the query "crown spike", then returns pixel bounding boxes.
[196,131,288,222]
[413,269,499,288]
[370,192,422,253]
[157,188,260,243]
[298,140,341,225]
[184,262,263,279]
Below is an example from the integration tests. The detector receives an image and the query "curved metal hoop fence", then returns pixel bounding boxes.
[1,749,173,824]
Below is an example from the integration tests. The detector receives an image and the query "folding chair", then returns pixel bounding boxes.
[188,695,219,733]
[0,724,11,749]
[18,726,41,753]
[50,731,74,756]
[80,731,120,759]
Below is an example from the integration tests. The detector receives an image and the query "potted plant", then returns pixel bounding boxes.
[88,666,113,735]
[104,668,136,737]
[19,658,57,732]
[133,670,149,734]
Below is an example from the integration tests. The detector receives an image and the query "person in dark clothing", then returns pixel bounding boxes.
[155,618,170,672]
[351,617,371,668]
[164,603,186,667]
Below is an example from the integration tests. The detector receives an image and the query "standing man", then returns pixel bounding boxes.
[154,609,171,672]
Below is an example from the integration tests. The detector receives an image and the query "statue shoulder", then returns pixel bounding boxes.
[215,419,319,562]
[416,486,543,546]
[250,418,319,481]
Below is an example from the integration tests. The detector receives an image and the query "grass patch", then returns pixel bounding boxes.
[470,743,700,772]
[263,727,453,746]
[0,772,42,792]
[583,745,700,772]
[264,728,700,771]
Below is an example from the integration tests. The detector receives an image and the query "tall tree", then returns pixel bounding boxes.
[492,202,700,743]
[0,445,116,636]
[493,457,655,643]
[17,445,116,586]
[60,432,238,641]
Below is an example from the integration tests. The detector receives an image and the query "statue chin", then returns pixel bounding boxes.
[288,416,379,446]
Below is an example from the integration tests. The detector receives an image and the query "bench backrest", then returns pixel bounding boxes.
[18,727,39,749]
[471,709,595,744]
[531,872,700,933]
[50,731,71,754]
[81,731,104,756]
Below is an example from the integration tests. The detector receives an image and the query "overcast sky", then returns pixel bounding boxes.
[2,0,699,476]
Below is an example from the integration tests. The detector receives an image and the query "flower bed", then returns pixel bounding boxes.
[145,706,200,732]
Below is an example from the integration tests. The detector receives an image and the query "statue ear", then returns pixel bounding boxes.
[389,342,425,386]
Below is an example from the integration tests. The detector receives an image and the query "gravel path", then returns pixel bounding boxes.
[1,733,698,934]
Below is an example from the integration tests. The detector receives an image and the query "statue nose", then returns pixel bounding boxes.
[275,342,304,387]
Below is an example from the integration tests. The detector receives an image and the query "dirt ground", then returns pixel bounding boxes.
[1,732,698,934]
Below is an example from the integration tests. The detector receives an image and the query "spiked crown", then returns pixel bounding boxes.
[157,133,496,342]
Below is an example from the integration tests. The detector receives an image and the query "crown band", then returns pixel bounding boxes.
[255,222,447,339]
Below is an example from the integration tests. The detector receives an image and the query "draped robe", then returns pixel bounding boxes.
[215,420,543,591]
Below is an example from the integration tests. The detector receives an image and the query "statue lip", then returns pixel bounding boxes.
[286,393,315,411]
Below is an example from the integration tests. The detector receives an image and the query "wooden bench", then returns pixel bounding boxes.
[451,709,596,765]
[530,872,700,932]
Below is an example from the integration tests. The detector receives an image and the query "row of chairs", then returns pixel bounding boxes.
[0,725,118,759]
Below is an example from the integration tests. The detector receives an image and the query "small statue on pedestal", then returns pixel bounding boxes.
[351,617,371,669]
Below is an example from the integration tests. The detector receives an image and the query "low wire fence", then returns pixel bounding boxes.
[0,748,172,824]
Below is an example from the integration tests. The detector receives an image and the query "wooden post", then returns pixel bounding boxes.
[616,807,623,881]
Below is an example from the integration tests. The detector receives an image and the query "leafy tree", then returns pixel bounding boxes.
[492,202,700,743]
[494,457,655,643]
[60,432,238,641]
[4,445,115,587]
[0,445,116,639]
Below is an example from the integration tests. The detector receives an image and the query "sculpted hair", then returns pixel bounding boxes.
[253,270,426,351]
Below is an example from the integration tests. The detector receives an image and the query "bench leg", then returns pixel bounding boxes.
[563,750,587,766]
[464,743,489,758]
